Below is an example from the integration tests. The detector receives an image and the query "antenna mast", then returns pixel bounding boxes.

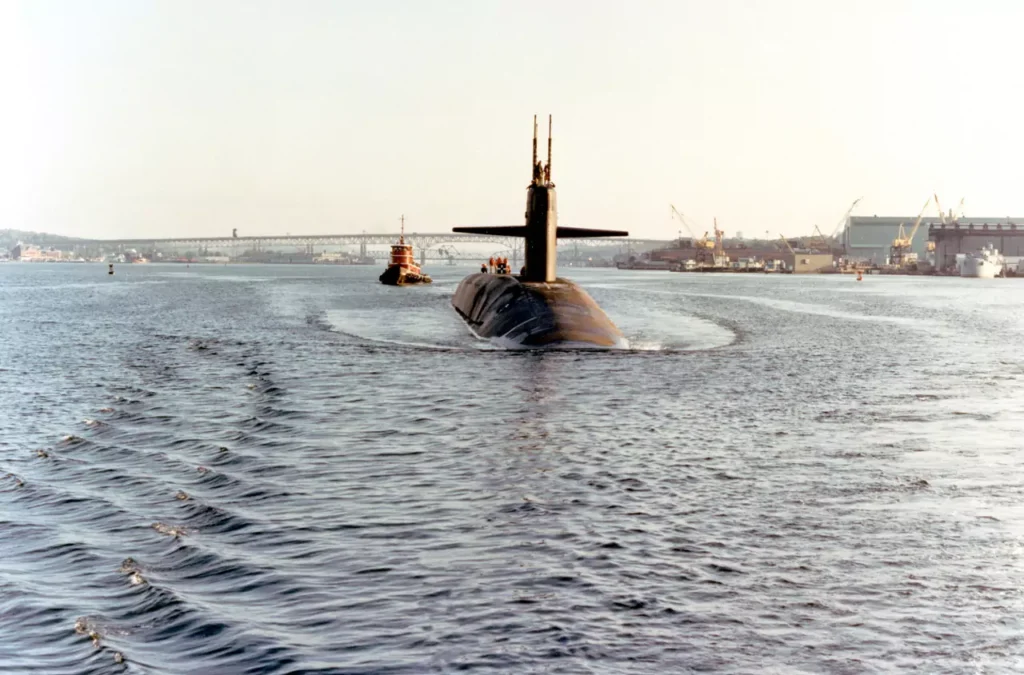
[400,214,405,244]
[532,115,538,180]
[546,114,552,183]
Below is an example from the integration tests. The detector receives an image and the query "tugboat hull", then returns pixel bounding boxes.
[451,273,625,348]
[379,265,432,286]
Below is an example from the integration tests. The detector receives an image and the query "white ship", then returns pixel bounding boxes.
[960,244,1004,279]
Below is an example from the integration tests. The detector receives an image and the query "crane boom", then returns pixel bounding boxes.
[952,197,965,222]
[905,196,933,245]
[670,204,699,240]
[813,225,830,251]
[830,197,863,239]
[933,193,948,225]
[778,234,795,255]
[713,217,724,256]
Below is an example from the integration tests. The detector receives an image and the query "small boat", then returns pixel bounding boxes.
[961,244,1004,279]
[379,216,432,286]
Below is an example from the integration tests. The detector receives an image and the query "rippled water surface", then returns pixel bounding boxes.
[2,263,1024,674]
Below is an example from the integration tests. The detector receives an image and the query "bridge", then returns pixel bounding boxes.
[62,231,666,265]
[62,231,663,248]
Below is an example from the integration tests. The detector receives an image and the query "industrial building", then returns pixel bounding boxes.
[844,216,929,263]
[787,253,834,273]
[846,215,1024,264]
[929,221,1024,270]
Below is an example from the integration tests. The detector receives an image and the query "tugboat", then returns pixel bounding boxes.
[450,115,628,348]
[379,215,432,285]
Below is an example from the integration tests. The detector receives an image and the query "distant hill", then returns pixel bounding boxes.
[0,229,84,250]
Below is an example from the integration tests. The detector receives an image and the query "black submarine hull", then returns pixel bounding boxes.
[451,273,626,348]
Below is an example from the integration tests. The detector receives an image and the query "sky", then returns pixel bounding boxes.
[3,0,1024,240]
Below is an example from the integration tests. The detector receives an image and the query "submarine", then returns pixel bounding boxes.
[450,115,628,348]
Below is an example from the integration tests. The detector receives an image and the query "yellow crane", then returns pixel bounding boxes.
[712,218,725,258]
[933,193,964,225]
[669,204,695,242]
[935,196,964,224]
[671,204,717,266]
[933,193,947,225]
[778,234,795,254]
[928,195,964,253]
[813,225,831,252]
[694,231,715,266]
[670,204,714,250]
[890,197,931,267]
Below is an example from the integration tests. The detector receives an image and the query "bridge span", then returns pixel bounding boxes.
[64,231,664,249]
[63,231,666,267]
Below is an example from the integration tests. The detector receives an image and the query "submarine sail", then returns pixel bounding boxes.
[450,115,629,348]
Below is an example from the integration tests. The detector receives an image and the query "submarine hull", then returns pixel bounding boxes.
[451,273,626,348]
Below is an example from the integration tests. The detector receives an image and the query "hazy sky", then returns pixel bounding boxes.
[3,0,1024,240]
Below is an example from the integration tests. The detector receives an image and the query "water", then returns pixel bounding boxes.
[2,262,1023,674]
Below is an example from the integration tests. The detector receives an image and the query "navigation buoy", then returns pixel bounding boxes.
[856,271,863,281]
[108,263,114,276]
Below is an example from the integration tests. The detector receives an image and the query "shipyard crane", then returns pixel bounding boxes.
[932,194,964,224]
[929,195,964,253]
[777,234,796,272]
[693,231,715,265]
[813,225,831,253]
[671,204,715,265]
[670,204,713,249]
[712,218,725,258]
[670,204,698,241]
[951,197,965,222]
[930,193,955,232]
[829,197,863,241]
[889,197,931,267]
[778,234,796,254]
[933,193,949,225]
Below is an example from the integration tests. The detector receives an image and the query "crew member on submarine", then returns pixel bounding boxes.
[450,115,629,348]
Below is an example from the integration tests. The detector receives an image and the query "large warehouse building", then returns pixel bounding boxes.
[929,221,1024,269]
[845,215,1024,265]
